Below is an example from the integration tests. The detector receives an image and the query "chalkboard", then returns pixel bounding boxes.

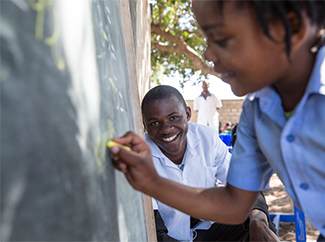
[1,0,152,241]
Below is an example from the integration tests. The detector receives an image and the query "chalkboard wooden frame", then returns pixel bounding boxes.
[120,0,156,241]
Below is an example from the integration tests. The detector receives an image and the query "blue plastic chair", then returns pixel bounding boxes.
[269,204,306,242]
[219,133,232,146]
[219,134,233,153]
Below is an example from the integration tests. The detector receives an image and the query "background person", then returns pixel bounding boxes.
[193,80,222,132]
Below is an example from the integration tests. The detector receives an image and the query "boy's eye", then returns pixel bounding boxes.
[150,121,159,126]
[170,116,178,121]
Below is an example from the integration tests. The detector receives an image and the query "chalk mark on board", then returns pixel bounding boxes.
[102,30,108,41]
[109,77,115,89]
[27,0,65,71]
[0,173,26,241]
[104,5,111,24]
[93,0,117,81]
[93,119,115,176]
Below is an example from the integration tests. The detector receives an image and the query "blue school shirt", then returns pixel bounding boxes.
[227,46,325,236]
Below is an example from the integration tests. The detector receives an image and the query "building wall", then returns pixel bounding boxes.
[186,99,245,126]
[135,0,151,101]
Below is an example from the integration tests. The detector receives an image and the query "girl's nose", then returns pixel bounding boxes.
[204,44,218,63]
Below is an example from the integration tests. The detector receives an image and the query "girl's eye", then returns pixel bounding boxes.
[150,121,159,126]
[213,38,229,48]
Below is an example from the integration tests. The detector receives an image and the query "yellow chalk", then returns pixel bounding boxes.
[107,140,131,151]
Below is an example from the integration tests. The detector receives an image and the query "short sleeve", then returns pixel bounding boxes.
[227,100,273,191]
[214,95,222,109]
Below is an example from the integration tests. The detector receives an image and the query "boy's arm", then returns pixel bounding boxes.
[111,131,259,224]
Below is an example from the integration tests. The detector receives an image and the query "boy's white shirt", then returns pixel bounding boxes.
[146,123,231,241]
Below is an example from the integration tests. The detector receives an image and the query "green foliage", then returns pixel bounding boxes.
[151,59,165,86]
[150,0,208,87]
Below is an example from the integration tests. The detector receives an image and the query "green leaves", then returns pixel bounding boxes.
[150,0,212,87]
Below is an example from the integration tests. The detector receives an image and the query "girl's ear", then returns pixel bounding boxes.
[287,11,302,34]
[288,11,315,52]
[186,106,192,121]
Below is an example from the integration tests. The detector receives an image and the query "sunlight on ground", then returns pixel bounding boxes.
[264,174,319,242]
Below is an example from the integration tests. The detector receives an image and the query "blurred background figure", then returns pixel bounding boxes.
[221,122,234,134]
[193,80,222,133]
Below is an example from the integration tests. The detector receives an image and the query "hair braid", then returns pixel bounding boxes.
[216,0,325,55]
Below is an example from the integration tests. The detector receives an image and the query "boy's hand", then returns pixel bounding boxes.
[110,131,160,193]
[249,209,279,241]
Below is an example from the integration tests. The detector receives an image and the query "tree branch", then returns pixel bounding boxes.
[151,24,220,77]
[178,29,202,35]
[151,23,186,47]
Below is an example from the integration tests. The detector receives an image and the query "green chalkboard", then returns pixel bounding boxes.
[1,0,148,241]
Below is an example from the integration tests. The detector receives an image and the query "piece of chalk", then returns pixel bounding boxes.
[107,140,131,151]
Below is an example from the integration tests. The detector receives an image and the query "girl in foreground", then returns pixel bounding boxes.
[111,1,325,240]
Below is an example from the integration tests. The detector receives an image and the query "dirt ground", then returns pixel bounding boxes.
[264,174,320,241]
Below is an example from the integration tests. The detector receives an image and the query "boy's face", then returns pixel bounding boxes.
[192,0,290,96]
[142,98,191,162]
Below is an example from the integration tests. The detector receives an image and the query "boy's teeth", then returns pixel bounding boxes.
[163,135,177,142]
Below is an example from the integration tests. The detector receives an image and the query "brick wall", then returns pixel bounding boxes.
[186,99,244,126]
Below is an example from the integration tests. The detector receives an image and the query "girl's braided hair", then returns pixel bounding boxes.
[217,0,325,56]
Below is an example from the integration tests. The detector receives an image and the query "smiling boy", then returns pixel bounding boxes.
[141,85,277,242]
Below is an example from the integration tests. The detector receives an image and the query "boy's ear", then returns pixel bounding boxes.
[142,117,147,132]
[186,106,192,121]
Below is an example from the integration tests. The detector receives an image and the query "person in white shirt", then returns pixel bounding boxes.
[193,80,222,132]
[141,85,277,242]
